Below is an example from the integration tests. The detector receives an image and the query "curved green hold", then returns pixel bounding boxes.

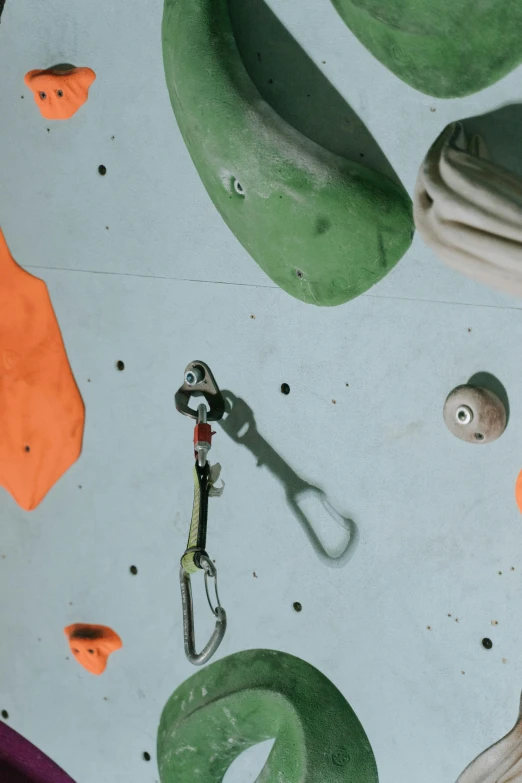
[331,0,522,98]
[157,649,378,782]
[162,0,412,306]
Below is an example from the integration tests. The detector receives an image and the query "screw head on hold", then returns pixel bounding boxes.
[455,405,473,425]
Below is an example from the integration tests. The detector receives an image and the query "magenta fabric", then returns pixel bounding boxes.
[0,721,75,783]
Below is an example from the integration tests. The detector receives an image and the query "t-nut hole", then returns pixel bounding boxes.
[39,91,47,100]
[56,90,63,97]
[474,432,485,441]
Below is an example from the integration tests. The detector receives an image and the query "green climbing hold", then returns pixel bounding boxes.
[331,0,522,98]
[157,649,378,782]
[162,0,413,306]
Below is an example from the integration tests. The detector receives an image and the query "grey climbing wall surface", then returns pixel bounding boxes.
[1,0,522,782]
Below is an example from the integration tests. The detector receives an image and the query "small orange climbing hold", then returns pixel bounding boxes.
[65,624,122,675]
[24,66,96,120]
[515,470,522,514]
[0,229,84,510]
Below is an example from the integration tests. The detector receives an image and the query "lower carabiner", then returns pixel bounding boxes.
[180,558,227,666]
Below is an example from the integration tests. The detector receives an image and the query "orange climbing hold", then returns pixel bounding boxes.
[0,229,84,510]
[24,66,96,120]
[65,624,123,675]
[515,470,522,514]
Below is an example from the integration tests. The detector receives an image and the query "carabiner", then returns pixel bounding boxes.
[180,554,227,666]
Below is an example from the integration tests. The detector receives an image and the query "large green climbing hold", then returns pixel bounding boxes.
[331,0,522,98]
[162,0,412,307]
[157,649,378,782]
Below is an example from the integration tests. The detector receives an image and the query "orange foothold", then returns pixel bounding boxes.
[0,230,84,510]
[515,470,522,514]
[24,66,96,120]
[65,624,122,675]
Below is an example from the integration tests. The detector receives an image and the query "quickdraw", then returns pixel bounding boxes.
[175,362,227,666]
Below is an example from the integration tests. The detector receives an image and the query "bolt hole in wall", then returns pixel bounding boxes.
[293,601,302,612]
[142,752,151,762]
[482,637,493,649]
[129,565,138,575]
[98,164,107,176]
[116,360,125,371]
[1,710,8,720]
[222,739,275,783]
[280,383,290,395]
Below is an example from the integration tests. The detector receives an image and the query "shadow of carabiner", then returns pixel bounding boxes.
[218,390,359,568]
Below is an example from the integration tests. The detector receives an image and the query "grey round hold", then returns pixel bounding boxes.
[443,385,506,443]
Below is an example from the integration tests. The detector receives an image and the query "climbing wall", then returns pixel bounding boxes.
[1,0,522,781]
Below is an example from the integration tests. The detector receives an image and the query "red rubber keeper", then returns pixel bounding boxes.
[194,422,212,446]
